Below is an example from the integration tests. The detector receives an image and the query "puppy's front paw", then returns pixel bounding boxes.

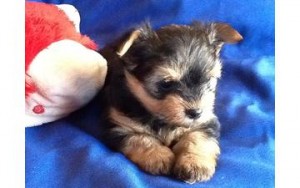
[129,145,175,175]
[173,153,216,184]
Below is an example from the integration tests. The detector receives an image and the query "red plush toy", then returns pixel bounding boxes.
[25,2,107,126]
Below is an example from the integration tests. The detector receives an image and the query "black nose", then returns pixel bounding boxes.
[185,109,202,119]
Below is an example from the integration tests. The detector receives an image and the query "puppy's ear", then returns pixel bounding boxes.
[118,23,158,71]
[117,30,141,57]
[205,22,242,55]
[117,23,155,57]
[213,23,243,44]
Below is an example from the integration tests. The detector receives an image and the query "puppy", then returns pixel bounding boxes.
[99,22,242,183]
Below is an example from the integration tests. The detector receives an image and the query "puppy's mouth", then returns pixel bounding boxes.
[148,107,202,129]
[161,109,214,128]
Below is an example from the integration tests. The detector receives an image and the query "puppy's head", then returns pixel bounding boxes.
[119,22,242,127]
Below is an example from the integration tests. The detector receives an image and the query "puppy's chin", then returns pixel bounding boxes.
[158,111,216,128]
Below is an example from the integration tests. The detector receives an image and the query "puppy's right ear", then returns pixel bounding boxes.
[117,30,141,57]
[117,23,157,71]
[117,23,155,57]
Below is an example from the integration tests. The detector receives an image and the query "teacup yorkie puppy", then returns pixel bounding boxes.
[99,22,242,183]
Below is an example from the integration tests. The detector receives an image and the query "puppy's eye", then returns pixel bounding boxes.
[158,80,179,91]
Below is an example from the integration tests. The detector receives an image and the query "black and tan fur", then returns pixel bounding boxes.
[99,22,242,183]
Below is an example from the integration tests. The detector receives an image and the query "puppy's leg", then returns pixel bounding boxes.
[122,134,175,175]
[172,131,220,183]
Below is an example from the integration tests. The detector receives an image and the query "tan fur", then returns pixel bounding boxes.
[117,30,141,57]
[145,66,182,95]
[214,23,243,43]
[109,107,176,174]
[109,107,191,147]
[125,71,183,115]
[156,66,182,81]
[149,63,190,83]
[125,72,187,125]
[109,104,219,181]
[109,107,152,135]
[125,70,181,117]
[125,70,216,127]
[122,135,175,175]
[109,107,187,144]
[172,131,220,183]
[100,22,240,183]
[109,75,219,182]
[158,126,190,146]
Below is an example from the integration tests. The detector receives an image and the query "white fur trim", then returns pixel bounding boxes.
[26,40,107,127]
[56,4,81,32]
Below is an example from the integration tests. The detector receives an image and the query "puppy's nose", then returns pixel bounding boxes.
[185,109,202,119]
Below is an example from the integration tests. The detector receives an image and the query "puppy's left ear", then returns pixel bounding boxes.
[213,23,243,44]
[207,23,243,55]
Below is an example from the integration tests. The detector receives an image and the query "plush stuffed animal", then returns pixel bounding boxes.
[25,2,107,127]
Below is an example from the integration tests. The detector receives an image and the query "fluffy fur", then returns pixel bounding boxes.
[99,22,242,183]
